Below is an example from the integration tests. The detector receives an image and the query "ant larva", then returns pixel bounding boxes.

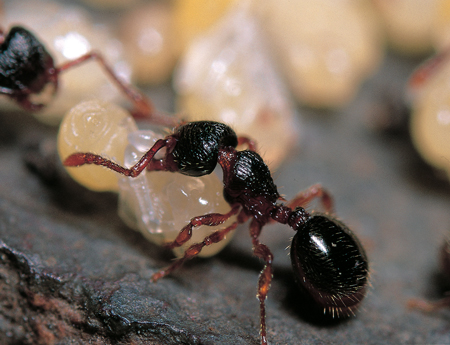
[63,119,369,345]
[0,25,175,126]
[407,47,450,181]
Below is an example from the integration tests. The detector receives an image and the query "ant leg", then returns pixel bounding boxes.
[407,295,450,313]
[56,51,178,127]
[166,205,241,249]
[10,94,46,112]
[63,138,177,177]
[249,219,273,345]
[151,221,239,282]
[238,136,257,152]
[287,183,334,213]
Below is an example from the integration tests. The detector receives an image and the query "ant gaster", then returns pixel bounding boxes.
[64,120,369,345]
[0,25,175,126]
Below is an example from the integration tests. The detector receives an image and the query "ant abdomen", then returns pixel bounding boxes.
[172,121,238,176]
[290,214,369,317]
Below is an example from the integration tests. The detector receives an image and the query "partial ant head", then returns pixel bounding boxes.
[290,213,369,317]
[171,121,238,177]
[0,26,57,110]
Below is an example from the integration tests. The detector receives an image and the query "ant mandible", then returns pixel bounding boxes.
[63,120,369,344]
[0,25,175,126]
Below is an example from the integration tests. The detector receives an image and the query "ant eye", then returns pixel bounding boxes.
[290,214,369,316]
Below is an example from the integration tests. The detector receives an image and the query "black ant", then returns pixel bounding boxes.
[0,25,175,126]
[63,120,370,345]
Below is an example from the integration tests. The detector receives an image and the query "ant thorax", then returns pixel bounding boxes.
[118,129,236,258]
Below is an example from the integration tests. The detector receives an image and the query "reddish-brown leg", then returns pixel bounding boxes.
[11,94,46,112]
[56,51,178,127]
[408,295,450,313]
[166,205,241,249]
[249,219,273,345]
[287,183,334,214]
[151,221,239,282]
[63,137,179,176]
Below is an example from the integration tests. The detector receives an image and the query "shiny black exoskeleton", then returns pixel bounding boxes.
[222,149,280,221]
[0,26,57,110]
[291,214,368,316]
[63,120,369,345]
[172,121,238,176]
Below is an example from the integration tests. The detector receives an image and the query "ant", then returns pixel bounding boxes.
[0,25,175,126]
[63,120,370,344]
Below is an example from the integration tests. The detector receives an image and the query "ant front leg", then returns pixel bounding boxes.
[249,219,273,345]
[287,183,334,214]
[63,137,178,176]
[151,205,242,282]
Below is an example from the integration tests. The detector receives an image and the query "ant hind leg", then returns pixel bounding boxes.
[287,183,334,214]
[249,219,273,345]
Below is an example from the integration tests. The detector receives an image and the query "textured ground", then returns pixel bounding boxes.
[1,52,450,345]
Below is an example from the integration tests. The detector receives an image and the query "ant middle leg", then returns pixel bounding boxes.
[166,205,241,249]
[151,220,240,282]
[286,183,334,213]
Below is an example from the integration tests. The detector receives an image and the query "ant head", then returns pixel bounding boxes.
[0,26,56,96]
[290,213,369,316]
[172,121,238,177]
